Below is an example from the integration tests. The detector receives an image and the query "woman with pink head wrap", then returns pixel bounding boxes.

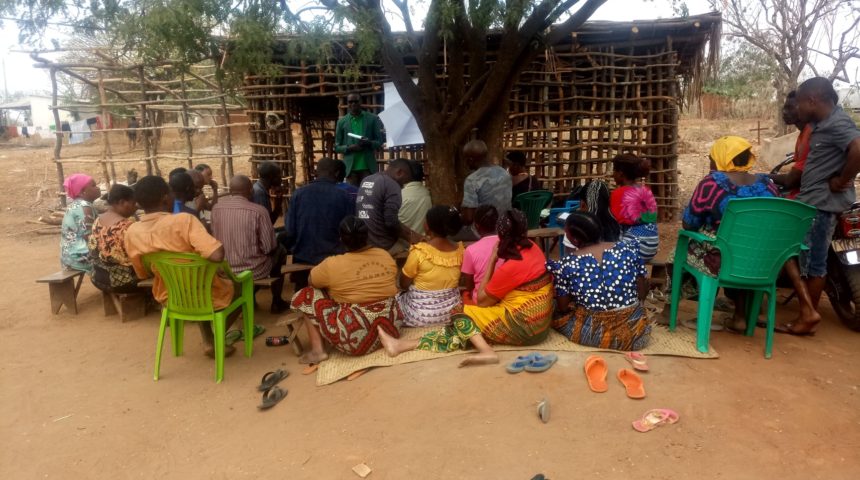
[60,174,100,272]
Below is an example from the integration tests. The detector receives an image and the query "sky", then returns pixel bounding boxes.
[0,0,855,99]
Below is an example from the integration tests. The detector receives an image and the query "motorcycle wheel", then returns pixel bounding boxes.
[837,265,860,331]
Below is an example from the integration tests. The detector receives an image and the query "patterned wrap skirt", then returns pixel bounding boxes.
[397,286,462,327]
[553,303,651,351]
[291,287,403,356]
[417,273,554,353]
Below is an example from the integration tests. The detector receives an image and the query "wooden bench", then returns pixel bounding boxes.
[102,291,149,322]
[528,227,565,259]
[36,269,86,314]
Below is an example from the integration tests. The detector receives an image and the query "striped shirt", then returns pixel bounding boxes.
[211,195,276,279]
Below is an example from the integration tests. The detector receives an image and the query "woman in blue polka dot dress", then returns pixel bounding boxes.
[546,212,651,351]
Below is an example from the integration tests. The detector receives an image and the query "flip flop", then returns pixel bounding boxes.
[524,353,558,373]
[506,352,544,373]
[257,386,287,410]
[584,355,608,393]
[257,369,289,392]
[302,364,319,375]
[347,369,368,381]
[537,398,550,424]
[624,352,649,372]
[775,321,819,336]
[632,408,679,432]
[617,368,646,399]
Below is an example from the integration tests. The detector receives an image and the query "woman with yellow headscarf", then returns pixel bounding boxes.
[678,136,780,331]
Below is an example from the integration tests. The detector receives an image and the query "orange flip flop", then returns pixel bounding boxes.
[584,355,608,393]
[301,364,319,375]
[617,368,646,399]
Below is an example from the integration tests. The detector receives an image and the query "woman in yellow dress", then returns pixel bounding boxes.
[379,209,553,366]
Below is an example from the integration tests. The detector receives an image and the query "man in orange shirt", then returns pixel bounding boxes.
[125,175,238,357]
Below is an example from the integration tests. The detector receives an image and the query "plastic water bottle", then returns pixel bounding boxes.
[265,336,290,347]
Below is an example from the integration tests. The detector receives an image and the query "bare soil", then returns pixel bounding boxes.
[2,118,860,480]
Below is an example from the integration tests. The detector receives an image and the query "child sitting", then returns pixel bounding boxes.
[460,205,501,304]
[610,154,659,262]
[396,206,465,327]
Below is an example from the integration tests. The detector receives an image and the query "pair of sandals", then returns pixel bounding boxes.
[257,369,289,410]
[225,325,266,346]
[585,355,647,399]
[506,352,558,373]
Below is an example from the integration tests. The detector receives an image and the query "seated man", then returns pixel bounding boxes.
[252,161,284,225]
[395,160,432,251]
[169,171,200,218]
[456,140,512,240]
[124,175,237,357]
[281,158,355,288]
[333,159,359,202]
[356,158,423,254]
[212,175,289,313]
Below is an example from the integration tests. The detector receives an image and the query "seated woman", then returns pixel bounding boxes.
[567,180,621,242]
[378,210,554,366]
[60,174,101,272]
[610,154,659,262]
[397,206,465,327]
[548,212,651,351]
[88,184,139,293]
[679,135,818,332]
[461,205,500,303]
[290,216,403,364]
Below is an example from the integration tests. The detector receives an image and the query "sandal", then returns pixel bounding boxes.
[302,364,319,375]
[624,352,649,372]
[682,317,724,332]
[617,368,646,399]
[537,398,550,423]
[257,386,287,410]
[506,352,541,373]
[257,369,289,392]
[584,355,608,393]
[632,408,679,432]
[524,353,558,373]
[226,325,266,346]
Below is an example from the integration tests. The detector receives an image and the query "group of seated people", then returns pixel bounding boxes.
[59,77,859,367]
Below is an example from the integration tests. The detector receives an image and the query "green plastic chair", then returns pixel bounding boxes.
[144,252,255,383]
[513,190,554,229]
[668,197,815,358]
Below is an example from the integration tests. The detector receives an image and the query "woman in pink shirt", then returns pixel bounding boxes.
[461,205,501,304]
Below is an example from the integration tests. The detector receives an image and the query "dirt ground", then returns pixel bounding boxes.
[2,118,860,480]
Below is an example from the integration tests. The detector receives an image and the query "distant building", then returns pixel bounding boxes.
[837,86,860,112]
[0,95,74,136]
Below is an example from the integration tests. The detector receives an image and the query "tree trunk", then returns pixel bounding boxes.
[424,134,463,207]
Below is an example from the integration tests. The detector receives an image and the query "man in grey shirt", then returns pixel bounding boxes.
[460,139,512,227]
[356,158,423,253]
[779,77,860,335]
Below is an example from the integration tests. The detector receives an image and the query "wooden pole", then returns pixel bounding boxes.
[137,66,154,175]
[179,71,194,169]
[97,69,116,186]
[215,71,234,181]
[49,68,66,208]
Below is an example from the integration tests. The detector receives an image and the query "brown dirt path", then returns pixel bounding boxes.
[2,120,860,479]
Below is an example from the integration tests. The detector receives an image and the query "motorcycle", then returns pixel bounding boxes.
[771,154,860,331]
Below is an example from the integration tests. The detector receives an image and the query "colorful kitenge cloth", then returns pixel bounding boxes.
[680,172,778,276]
[397,286,462,327]
[88,217,138,292]
[417,273,554,352]
[60,199,95,273]
[553,304,651,351]
[622,223,659,263]
[547,241,646,311]
[291,286,403,356]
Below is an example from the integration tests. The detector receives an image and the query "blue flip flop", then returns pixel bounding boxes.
[524,353,558,373]
[506,352,542,373]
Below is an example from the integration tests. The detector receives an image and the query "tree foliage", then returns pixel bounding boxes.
[704,39,780,99]
[3,0,611,203]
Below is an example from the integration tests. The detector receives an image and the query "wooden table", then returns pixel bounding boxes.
[527,227,565,259]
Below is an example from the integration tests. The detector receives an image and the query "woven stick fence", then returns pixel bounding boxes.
[30,55,247,206]
[241,13,720,220]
